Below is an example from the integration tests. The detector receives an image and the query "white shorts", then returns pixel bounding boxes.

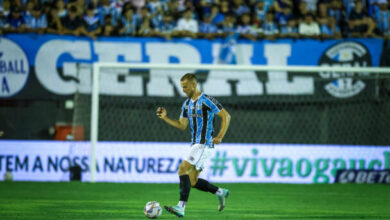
[185,144,214,171]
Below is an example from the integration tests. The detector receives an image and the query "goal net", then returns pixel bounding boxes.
[72,63,390,181]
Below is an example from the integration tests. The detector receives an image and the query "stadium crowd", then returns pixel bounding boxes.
[0,0,389,40]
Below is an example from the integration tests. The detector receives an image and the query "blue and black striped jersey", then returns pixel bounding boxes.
[180,93,223,147]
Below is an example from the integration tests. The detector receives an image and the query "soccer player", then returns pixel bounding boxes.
[156,73,231,218]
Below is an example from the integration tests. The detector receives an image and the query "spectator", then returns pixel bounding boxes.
[148,0,164,15]
[280,18,299,38]
[25,6,48,34]
[198,13,219,39]
[119,7,138,36]
[232,0,250,16]
[122,2,135,12]
[0,0,11,24]
[154,12,175,40]
[130,0,146,11]
[68,0,86,15]
[344,0,357,16]
[137,7,151,28]
[236,13,256,40]
[220,0,231,15]
[148,0,164,26]
[297,1,309,21]
[0,10,10,34]
[89,0,99,9]
[317,2,329,24]
[0,0,384,40]
[42,2,52,18]
[298,13,320,38]
[137,17,153,37]
[23,1,34,27]
[367,0,380,17]
[251,12,261,30]
[317,0,333,9]
[314,2,336,39]
[373,0,390,38]
[56,0,68,19]
[275,6,293,28]
[61,5,83,36]
[320,17,342,39]
[110,0,125,17]
[175,0,187,12]
[82,5,101,39]
[197,0,212,21]
[46,7,63,35]
[210,4,224,25]
[184,0,195,12]
[262,12,279,40]
[348,0,377,37]
[219,13,236,37]
[247,0,258,10]
[8,7,26,33]
[263,0,275,12]
[165,0,182,21]
[1,0,11,18]
[274,0,293,15]
[101,14,116,36]
[255,1,267,21]
[173,9,198,38]
[328,0,345,31]
[98,0,118,26]
[315,3,340,39]
[301,0,319,12]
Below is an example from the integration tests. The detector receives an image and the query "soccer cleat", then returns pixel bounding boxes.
[217,189,229,212]
[164,205,185,218]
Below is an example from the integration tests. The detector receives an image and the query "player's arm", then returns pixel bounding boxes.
[212,108,231,144]
[156,107,189,131]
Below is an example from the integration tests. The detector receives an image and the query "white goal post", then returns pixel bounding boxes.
[89,63,390,182]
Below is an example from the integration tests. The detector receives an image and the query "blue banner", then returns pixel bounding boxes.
[4,34,384,66]
[0,34,384,98]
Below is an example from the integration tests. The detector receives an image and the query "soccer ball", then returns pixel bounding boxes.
[144,201,162,219]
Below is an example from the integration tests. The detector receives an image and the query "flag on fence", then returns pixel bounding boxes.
[218,33,239,64]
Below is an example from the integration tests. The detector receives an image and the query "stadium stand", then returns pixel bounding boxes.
[0,0,389,39]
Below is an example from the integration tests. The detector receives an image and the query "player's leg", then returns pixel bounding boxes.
[188,145,230,212]
[164,160,192,218]
[177,160,193,208]
[190,170,230,211]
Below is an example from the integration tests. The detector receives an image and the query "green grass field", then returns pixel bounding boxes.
[0,182,389,219]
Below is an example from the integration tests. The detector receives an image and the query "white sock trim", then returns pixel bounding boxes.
[178,201,186,209]
[215,188,224,196]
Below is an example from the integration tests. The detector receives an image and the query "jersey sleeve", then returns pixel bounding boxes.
[180,99,189,118]
[204,95,223,114]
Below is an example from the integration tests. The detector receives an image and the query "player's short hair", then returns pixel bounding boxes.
[181,73,197,83]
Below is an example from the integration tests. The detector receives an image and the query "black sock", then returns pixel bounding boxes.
[194,178,218,194]
[179,175,191,202]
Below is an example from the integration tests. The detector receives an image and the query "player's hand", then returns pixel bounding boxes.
[212,137,223,145]
[156,107,167,119]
